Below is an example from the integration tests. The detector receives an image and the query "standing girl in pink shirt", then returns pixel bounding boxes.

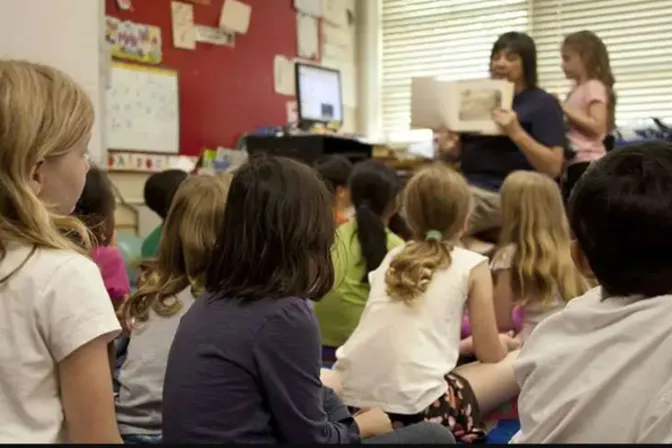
[560,30,615,200]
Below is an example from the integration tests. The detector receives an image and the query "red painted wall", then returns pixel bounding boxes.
[106,0,300,156]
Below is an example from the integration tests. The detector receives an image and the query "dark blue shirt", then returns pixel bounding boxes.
[460,88,565,191]
[162,294,360,444]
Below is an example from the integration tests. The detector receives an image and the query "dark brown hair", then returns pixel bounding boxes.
[73,165,116,246]
[563,30,616,131]
[143,169,188,220]
[205,155,336,301]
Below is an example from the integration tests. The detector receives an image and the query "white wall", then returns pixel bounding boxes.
[0,0,106,165]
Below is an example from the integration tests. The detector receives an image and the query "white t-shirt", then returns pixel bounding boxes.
[334,245,487,414]
[0,245,121,443]
[512,286,672,443]
[491,244,566,342]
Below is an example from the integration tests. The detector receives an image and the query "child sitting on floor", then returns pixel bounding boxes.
[115,174,232,444]
[491,170,588,342]
[141,169,188,258]
[74,166,130,309]
[334,164,520,443]
[314,160,404,361]
[512,141,672,443]
[314,154,354,225]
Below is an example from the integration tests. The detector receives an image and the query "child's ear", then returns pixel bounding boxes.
[571,240,594,279]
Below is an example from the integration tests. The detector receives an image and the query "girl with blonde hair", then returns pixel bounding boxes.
[492,171,589,341]
[0,60,122,443]
[116,173,232,444]
[335,164,520,443]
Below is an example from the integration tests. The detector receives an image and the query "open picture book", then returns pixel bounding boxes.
[410,77,515,135]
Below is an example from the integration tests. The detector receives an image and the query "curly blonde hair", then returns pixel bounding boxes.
[497,171,588,305]
[385,164,471,304]
[0,60,94,285]
[121,174,232,326]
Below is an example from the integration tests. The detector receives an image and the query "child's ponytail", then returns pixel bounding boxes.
[385,231,453,304]
[348,160,402,282]
[355,202,390,278]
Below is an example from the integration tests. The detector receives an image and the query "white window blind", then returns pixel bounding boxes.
[380,0,529,140]
[533,0,672,126]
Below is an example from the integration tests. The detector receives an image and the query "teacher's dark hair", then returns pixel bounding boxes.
[491,31,538,89]
[205,155,336,301]
[350,160,402,281]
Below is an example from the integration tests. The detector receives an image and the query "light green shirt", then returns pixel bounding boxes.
[314,220,404,348]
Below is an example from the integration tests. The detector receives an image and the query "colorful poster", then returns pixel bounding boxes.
[105,16,163,65]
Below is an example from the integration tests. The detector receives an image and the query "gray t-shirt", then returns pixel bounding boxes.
[115,287,196,435]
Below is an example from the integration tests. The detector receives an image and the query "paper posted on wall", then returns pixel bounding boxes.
[219,0,251,34]
[410,78,514,135]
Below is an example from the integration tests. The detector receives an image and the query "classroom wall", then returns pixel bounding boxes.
[0,0,106,166]
[108,0,361,236]
[106,0,359,156]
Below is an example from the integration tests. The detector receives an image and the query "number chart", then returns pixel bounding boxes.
[106,62,179,154]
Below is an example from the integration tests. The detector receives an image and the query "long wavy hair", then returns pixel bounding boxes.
[0,60,94,285]
[385,164,471,304]
[497,171,588,305]
[121,174,232,326]
[563,30,616,131]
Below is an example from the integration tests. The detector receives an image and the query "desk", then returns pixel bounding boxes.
[246,134,373,165]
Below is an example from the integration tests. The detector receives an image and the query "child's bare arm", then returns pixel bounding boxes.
[467,262,507,363]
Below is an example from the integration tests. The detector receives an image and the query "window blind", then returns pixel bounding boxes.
[533,0,672,126]
[380,0,529,140]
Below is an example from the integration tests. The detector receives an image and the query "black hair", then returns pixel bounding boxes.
[491,31,538,89]
[568,141,672,298]
[143,169,188,220]
[73,165,116,246]
[349,160,402,280]
[313,155,354,196]
[205,155,336,301]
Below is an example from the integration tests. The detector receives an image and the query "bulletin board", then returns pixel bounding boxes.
[106,62,180,153]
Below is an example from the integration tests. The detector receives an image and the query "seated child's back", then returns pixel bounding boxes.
[512,141,672,443]
[315,160,403,349]
[116,174,231,442]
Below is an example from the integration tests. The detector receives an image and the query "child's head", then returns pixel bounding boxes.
[569,141,672,298]
[205,155,335,301]
[123,174,232,325]
[350,159,402,278]
[385,164,471,304]
[143,169,189,221]
[73,166,116,247]
[499,171,587,304]
[0,60,94,264]
[314,155,354,212]
[562,31,616,128]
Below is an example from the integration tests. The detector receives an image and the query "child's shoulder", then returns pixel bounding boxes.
[491,243,517,271]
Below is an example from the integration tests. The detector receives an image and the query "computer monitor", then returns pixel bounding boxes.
[295,62,343,128]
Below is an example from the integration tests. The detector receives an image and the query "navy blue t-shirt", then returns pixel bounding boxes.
[460,88,565,191]
[162,294,360,444]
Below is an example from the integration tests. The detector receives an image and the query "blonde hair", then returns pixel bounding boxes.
[385,164,471,304]
[497,171,588,305]
[122,174,232,325]
[0,60,94,284]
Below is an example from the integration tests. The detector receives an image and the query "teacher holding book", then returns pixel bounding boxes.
[437,32,565,238]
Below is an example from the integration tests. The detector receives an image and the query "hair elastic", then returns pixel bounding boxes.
[425,230,443,241]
